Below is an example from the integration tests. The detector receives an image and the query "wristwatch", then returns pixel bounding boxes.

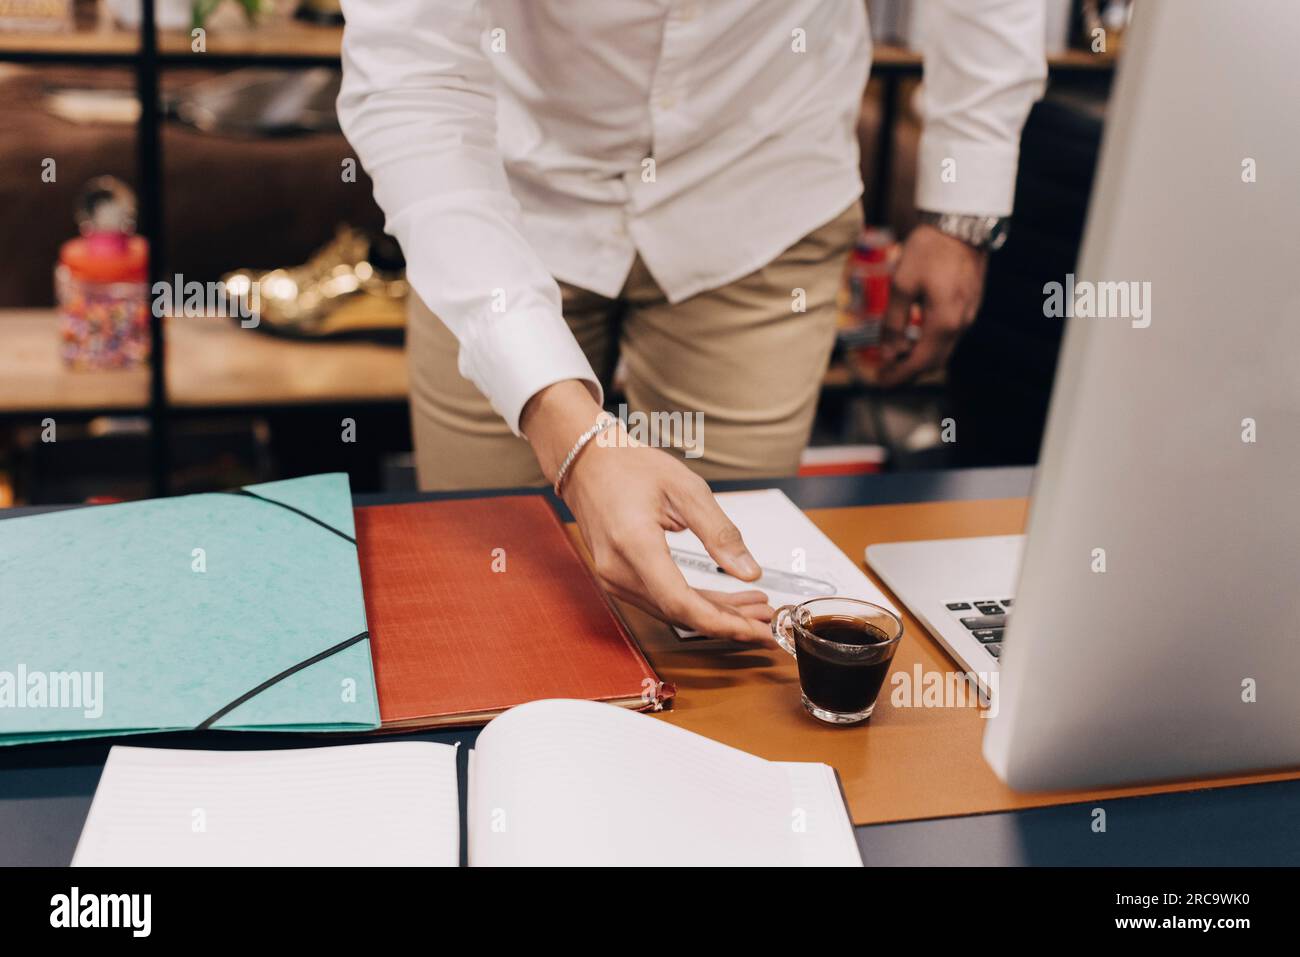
[917,210,1011,252]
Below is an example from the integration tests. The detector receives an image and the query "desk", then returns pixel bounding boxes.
[3,466,1298,866]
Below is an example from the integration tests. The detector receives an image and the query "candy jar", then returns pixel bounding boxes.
[54,177,151,370]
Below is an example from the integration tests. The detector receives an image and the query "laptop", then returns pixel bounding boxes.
[867,534,1020,699]
[867,0,1300,791]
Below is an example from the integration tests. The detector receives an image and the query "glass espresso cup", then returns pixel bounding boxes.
[771,597,903,725]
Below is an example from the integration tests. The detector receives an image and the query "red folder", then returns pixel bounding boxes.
[355,496,673,728]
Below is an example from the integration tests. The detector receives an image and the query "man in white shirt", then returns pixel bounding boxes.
[338,0,1045,641]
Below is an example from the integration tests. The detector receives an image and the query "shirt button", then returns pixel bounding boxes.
[656,93,677,110]
[678,2,697,21]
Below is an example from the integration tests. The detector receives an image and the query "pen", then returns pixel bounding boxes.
[670,548,836,597]
[904,300,924,343]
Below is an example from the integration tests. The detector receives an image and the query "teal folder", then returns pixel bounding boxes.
[0,473,380,744]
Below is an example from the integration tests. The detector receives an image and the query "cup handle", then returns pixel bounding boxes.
[771,604,799,657]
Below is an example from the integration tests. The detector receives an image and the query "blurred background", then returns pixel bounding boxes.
[0,0,1131,505]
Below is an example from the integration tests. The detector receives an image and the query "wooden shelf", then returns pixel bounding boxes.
[0,17,341,61]
[872,41,1118,72]
[0,26,1117,70]
[165,308,406,409]
[0,20,138,57]
[158,19,342,60]
[0,311,149,414]
[1046,45,1121,70]
[0,309,406,415]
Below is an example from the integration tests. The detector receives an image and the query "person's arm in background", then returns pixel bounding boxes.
[877,0,1047,385]
[337,0,770,640]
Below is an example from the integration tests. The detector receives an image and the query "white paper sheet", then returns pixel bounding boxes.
[72,742,459,867]
[666,488,896,637]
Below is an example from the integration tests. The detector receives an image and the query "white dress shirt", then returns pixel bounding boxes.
[338,0,1045,434]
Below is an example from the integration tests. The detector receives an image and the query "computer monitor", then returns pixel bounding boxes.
[982,0,1300,790]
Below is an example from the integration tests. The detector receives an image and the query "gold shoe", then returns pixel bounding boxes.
[222,224,409,341]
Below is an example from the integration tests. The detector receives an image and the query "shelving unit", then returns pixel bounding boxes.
[0,4,348,494]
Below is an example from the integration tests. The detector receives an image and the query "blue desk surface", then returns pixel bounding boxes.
[3,466,1297,866]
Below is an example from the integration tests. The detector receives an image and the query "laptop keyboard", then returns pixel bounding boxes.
[944,599,1013,660]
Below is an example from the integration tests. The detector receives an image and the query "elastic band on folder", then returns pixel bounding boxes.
[222,488,357,544]
[195,488,368,729]
[196,630,371,730]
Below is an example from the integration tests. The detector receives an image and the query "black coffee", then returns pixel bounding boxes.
[794,615,895,716]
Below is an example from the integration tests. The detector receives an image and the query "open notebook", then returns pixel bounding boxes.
[72,699,861,867]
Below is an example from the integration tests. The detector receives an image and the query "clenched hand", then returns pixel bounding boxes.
[876,224,989,386]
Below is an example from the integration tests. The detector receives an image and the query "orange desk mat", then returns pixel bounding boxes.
[580,498,1300,826]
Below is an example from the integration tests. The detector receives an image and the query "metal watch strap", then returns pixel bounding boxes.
[918,210,1011,252]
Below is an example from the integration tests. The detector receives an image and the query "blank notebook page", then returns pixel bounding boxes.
[72,742,459,867]
[469,699,861,867]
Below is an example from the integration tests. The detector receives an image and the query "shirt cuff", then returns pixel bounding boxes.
[914,134,1021,217]
[458,307,604,437]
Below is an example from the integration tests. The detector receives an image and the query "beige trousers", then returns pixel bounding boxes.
[408,202,863,490]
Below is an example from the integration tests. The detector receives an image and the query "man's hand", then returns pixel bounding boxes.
[876,224,989,387]
[522,380,773,642]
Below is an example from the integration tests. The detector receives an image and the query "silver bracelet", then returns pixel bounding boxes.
[553,413,618,498]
